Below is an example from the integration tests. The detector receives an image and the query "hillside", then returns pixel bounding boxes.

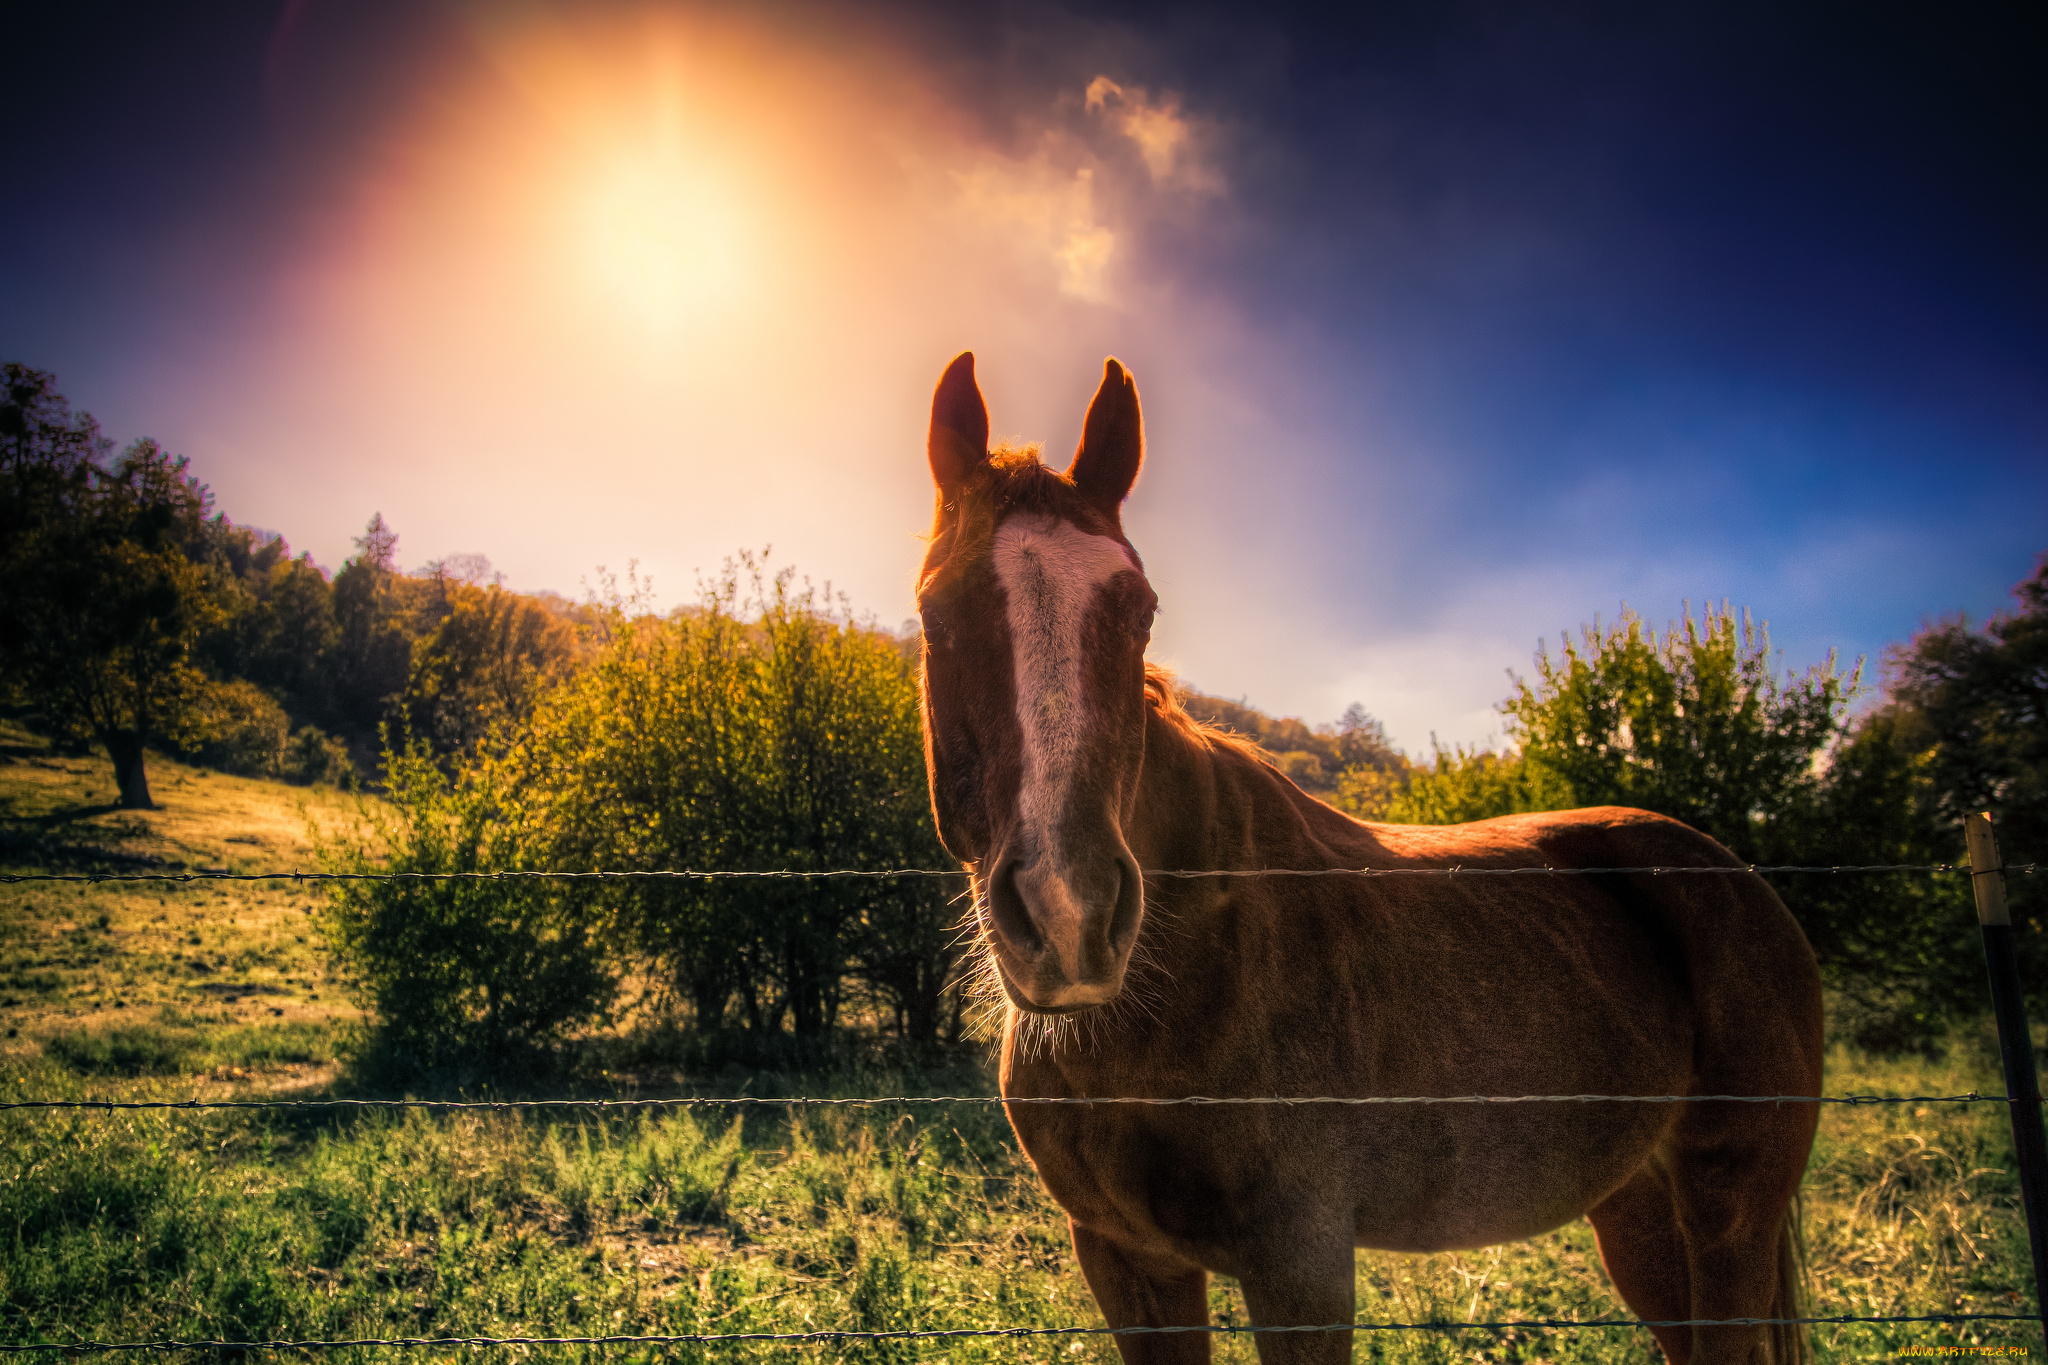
[0,718,362,1070]
[1175,686,1406,795]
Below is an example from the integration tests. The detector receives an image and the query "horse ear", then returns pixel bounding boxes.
[1068,358,1143,518]
[929,352,990,491]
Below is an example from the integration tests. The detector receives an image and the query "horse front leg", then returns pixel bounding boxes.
[1231,1224,1356,1365]
[1069,1220,1213,1364]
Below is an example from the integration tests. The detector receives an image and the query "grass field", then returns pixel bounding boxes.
[1,722,2039,1361]
[0,718,360,1076]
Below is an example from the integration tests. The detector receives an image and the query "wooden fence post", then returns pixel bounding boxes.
[1967,811,2048,1335]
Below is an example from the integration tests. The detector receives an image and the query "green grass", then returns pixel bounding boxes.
[39,1009,341,1077]
[0,1037,2040,1363]
[1,719,2042,1360]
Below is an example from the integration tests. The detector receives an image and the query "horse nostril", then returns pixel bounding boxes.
[1107,856,1143,956]
[987,857,1043,956]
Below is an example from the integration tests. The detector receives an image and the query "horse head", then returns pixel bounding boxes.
[917,352,1157,1015]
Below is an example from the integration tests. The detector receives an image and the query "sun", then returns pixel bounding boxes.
[578,151,752,332]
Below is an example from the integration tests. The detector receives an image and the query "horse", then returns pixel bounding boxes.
[913,352,1824,1365]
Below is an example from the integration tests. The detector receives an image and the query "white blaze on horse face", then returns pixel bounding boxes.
[992,512,1139,868]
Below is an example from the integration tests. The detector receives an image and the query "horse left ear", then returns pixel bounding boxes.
[1068,358,1143,519]
[929,352,991,492]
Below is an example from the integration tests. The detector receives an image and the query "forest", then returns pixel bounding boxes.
[4,360,2044,1070]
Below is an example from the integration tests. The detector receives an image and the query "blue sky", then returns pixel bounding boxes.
[4,0,2041,751]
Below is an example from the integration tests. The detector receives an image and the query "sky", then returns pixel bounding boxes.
[5,0,2043,753]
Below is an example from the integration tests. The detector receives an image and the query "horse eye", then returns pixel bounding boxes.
[1137,605,1156,637]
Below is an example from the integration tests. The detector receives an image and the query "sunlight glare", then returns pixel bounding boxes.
[580,152,750,332]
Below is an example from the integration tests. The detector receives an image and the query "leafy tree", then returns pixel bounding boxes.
[326,513,418,737]
[1760,706,1972,1051]
[400,578,582,757]
[507,558,955,1048]
[1,408,231,807]
[1888,554,2048,915]
[1503,604,1856,854]
[1355,601,1991,1048]
[206,535,338,707]
[1360,604,1855,839]
[1,363,108,496]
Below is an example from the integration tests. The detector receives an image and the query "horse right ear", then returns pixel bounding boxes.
[929,352,991,491]
[1068,358,1142,520]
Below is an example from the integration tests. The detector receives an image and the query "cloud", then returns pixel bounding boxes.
[953,161,1117,301]
[948,71,1226,304]
[1084,75,1224,192]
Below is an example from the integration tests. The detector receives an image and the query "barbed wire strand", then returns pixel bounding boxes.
[0,1092,2010,1114]
[1,863,2037,885]
[0,1312,2036,1353]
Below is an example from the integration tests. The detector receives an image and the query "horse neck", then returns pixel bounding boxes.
[1129,703,1353,875]
[997,704,1367,1071]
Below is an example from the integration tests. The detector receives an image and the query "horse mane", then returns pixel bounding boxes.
[982,444,1082,516]
[1143,664,1282,772]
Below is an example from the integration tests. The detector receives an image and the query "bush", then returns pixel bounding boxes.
[186,678,290,776]
[282,724,355,787]
[315,554,961,1077]
[504,557,957,1050]
[317,737,618,1077]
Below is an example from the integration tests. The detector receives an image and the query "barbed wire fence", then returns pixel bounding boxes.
[1,846,2043,1352]
[3,862,2037,886]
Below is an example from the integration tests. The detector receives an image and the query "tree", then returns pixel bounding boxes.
[1,396,230,807]
[325,513,417,737]
[510,557,956,1048]
[1759,706,1971,1051]
[400,579,582,757]
[1365,604,1855,841]
[223,552,339,705]
[1,363,108,487]
[1501,603,1856,860]
[1358,602,1990,1048]
[1888,554,2048,922]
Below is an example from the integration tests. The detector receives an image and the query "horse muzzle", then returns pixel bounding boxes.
[984,843,1144,1012]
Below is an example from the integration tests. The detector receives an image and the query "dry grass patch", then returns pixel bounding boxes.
[0,719,366,1057]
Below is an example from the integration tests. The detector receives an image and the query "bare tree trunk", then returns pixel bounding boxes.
[105,731,155,809]
[906,959,941,1047]
[691,977,728,1031]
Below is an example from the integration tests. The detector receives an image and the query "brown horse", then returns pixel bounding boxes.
[914,352,1824,1364]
